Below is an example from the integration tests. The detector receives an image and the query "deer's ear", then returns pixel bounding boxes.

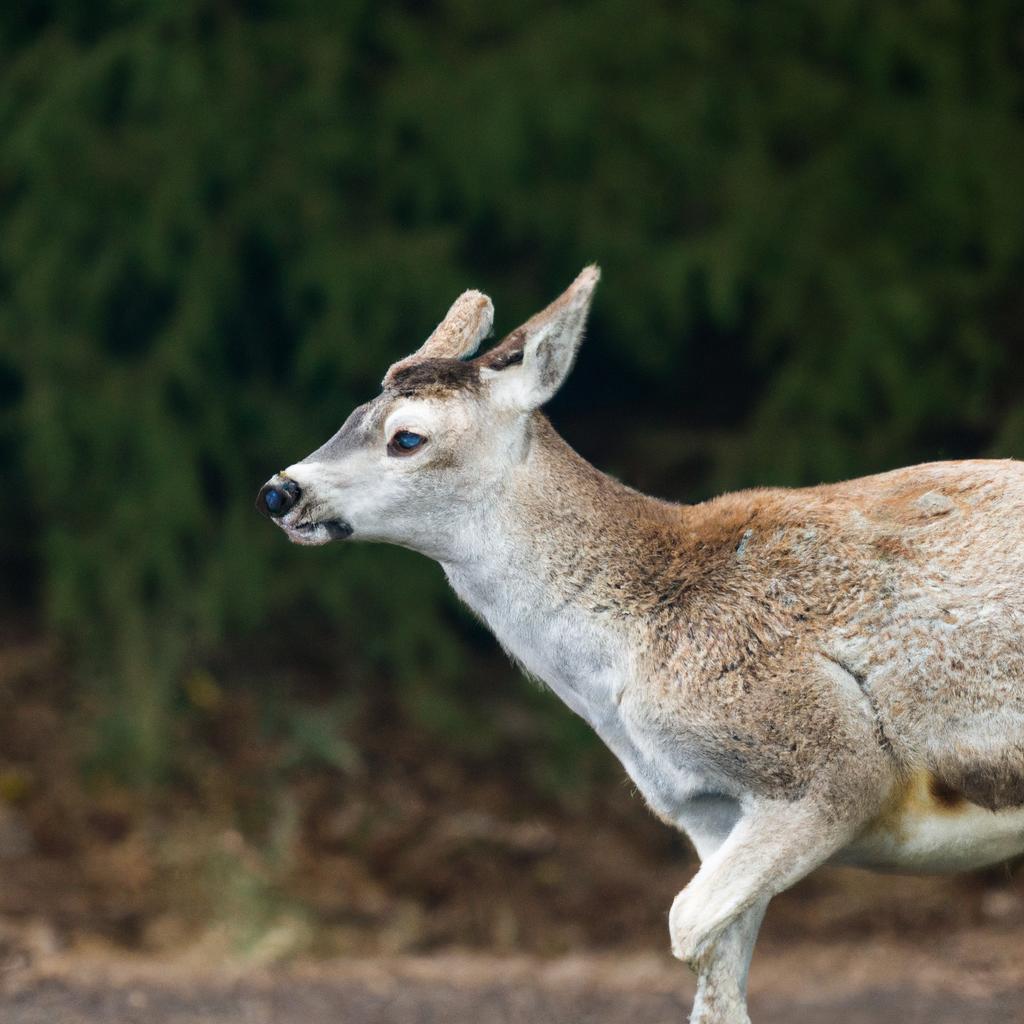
[480,266,599,412]
[383,289,493,387]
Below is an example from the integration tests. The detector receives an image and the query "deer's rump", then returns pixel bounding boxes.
[824,459,1024,814]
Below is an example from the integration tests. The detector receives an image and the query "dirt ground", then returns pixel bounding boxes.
[4,935,1024,1024]
[2,631,1024,1022]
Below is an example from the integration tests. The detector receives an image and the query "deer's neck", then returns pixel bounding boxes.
[442,415,684,731]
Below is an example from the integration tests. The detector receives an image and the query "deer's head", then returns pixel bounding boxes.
[257,266,599,560]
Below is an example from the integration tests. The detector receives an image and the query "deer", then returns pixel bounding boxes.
[257,267,1024,1023]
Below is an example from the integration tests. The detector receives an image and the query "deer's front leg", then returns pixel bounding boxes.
[686,900,767,1024]
[669,799,852,993]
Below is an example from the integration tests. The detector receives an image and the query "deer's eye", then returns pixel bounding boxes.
[389,430,426,455]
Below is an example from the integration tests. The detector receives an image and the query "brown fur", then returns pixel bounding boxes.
[510,417,1024,814]
[940,761,1024,812]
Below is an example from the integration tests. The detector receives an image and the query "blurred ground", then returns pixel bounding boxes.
[3,936,1024,1024]
[2,629,1023,1020]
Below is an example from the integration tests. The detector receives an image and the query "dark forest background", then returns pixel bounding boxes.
[2,0,1024,960]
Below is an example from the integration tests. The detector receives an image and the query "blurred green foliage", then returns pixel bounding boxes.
[2,1,1024,780]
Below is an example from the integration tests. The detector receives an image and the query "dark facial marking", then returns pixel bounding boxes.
[385,358,481,397]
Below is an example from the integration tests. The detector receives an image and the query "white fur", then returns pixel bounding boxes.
[444,527,714,825]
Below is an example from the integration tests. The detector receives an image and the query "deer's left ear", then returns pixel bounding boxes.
[479,265,600,411]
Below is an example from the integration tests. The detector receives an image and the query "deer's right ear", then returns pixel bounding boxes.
[479,266,600,412]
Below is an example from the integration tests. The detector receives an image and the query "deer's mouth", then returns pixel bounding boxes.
[281,518,353,546]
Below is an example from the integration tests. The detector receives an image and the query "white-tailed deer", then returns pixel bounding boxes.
[258,268,1024,1024]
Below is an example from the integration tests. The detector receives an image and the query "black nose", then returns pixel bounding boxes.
[257,478,300,518]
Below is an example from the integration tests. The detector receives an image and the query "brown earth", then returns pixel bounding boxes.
[3,938,1024,1024]
[1,627,1023,1020]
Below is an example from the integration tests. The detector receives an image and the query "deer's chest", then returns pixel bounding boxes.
[446,565,716,819]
